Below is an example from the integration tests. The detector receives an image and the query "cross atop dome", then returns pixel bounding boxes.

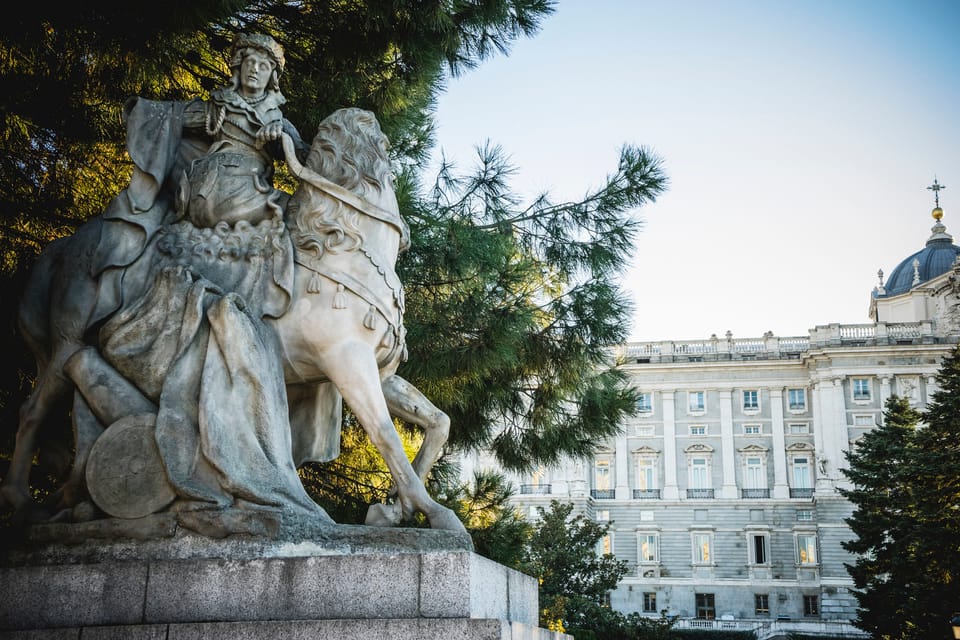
[928,177,946,219]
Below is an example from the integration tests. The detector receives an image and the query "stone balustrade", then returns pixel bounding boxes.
[615,321,950,365]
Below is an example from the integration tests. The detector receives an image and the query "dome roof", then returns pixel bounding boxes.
[882,218,960,297]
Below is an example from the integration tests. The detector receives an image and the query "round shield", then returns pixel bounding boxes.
[86,414,176,519]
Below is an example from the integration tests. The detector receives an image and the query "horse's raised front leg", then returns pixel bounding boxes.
[381,374,450,486]
[321,344,465,534]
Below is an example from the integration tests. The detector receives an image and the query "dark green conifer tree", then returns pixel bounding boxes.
[0,2,667,537]
[842,347,960,639]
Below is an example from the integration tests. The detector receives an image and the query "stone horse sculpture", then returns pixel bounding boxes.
[1,106,464,536]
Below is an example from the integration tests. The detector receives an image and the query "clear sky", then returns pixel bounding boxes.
[428,0,960,342]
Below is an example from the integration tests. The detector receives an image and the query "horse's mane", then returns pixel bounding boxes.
[287,108,396,257]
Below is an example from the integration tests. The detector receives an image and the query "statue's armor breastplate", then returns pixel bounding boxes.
[182,95,284,228]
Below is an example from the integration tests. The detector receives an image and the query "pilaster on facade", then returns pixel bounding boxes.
[615,433,630,500]
[830,377,850,482]
[718,389,738,499]
[770,388,790,499]
[661,391,679,500]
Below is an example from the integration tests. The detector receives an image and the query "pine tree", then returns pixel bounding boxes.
[841,346,960,639]
[521,500,628,631]
[0,3,667,525]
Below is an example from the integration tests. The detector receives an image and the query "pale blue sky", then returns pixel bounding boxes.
[429,0,960,341]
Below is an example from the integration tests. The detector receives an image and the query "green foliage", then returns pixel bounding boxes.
[840,346,960,639]
[0,2,668,522]
[520,500,629,631]
[400,143,665,472]
[440,469,533,567]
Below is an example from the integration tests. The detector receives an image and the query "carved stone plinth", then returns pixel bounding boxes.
[0,520,570,640]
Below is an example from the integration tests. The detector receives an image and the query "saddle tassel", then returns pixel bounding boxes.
[363,305,377,330]
[334,283,347,309]
[307,271,321,294]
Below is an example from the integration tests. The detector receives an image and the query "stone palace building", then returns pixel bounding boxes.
[461,188,960,632]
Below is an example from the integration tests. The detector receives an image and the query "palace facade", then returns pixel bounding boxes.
[461,195,960,632]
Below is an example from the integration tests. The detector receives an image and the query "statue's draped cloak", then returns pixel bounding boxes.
[87,97,339,516]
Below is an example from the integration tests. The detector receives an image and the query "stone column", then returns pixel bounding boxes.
[615,432,629,500]
[925,375,938,407]
[831,377,851,480]
[770,388,789,499]
[661,391,679,500]
[811,379,829,490]
[879,375,891,424]
[719,389,737,499]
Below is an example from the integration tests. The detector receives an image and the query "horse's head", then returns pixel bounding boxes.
[285,108,406,259]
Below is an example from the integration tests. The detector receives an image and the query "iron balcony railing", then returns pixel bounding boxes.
[686,488,715,499]
[742,488,771,499]
[633,489,661,499]
[591,489,616,499]
[519,484,552,495]
[790,488,815,499]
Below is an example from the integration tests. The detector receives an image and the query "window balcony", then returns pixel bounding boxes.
[790,488,815,499]
[741,488,770,499]
[686,488,715,499]
[519,484,552,495]
[591,489,616,499]
[633,489,661,499]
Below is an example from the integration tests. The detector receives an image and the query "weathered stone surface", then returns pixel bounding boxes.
[2,33,467,542]
[2,518,472,567]
[0,620,570,640]
[0,550,539,631]
[0,562,148,630]
[85,415,174,520]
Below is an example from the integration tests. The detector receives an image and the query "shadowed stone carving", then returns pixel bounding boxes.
[1,33,465,541]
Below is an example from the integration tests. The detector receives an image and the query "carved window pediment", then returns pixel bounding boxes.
[786,442,814,452]
[738,444,769,454]
[685,443,715,454]
[632,445,660,456]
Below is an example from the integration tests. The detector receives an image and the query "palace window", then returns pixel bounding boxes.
[788,388,806,411]
[749,533,769,565]
[803,594,819,616]
[695,592,716,620]
[643,592,657,613]
[796,509,813,522]
[853,414,876,427]
[792,456,813,489]
[636,392,653,413]
[755,594,770,616]
[788,423,809,434]
[690,457,710,489]
[743,390,759,411]
[597,510,611,555]
[634,454,659,498]
[852,377,872,402]
[689,425,707,436]
[592,458,614,498]
[688,390,706,413]
[638,533,659,563]
[692,532,713,564]
[796,533,818,565]
[743,455,767,490]
[743,424,761,435]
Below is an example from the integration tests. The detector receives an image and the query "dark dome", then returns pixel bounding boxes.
[883,220,960,297]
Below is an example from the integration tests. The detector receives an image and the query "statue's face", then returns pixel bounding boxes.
[239,50,275,97]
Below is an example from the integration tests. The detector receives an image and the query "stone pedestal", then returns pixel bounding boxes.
[0,517,568,640]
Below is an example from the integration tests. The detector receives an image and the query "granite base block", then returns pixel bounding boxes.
[0,618,569,640]
[1,550,553,635]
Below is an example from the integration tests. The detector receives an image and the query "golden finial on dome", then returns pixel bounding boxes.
[928,177,945,220]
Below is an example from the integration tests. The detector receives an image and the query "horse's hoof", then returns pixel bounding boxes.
[427,506,468,534]
[365,502,402,527]
[0,484,31,511]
